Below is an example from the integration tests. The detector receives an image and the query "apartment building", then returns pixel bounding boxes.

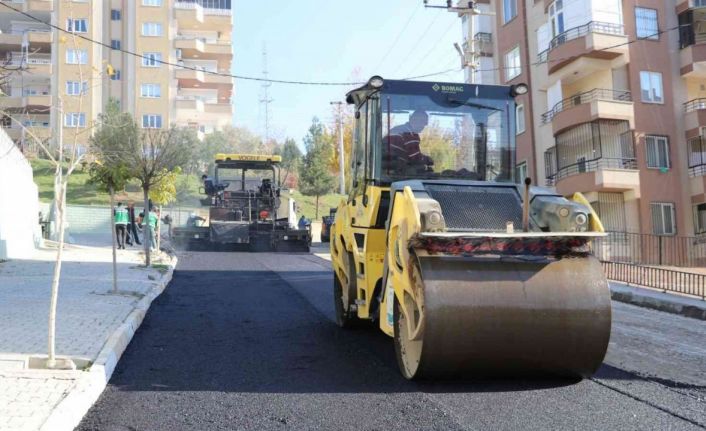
[0,0,233,150]
[456,0,706,238]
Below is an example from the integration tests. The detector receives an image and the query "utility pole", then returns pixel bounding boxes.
[424,1,495,83]
[260,44,273,145]
[330,101,345,195]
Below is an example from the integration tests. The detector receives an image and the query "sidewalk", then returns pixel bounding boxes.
[0,242,176,431]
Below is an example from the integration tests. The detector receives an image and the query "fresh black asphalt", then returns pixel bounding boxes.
[76,251,706,431]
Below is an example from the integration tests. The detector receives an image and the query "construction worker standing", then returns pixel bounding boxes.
[114,202,129,250]
[147,206,159,250]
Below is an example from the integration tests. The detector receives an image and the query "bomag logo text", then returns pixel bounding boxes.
[433,84,465,93]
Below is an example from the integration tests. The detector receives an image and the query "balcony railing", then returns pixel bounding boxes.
[538,21,625,63]
[545,157,638,185]
[688,135,706,176]
[684,98,706,113]
[174,0,231,15]
[541,88,632,124]
[473,32,492,43]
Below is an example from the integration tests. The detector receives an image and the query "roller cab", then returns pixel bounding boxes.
[330,77,611,379]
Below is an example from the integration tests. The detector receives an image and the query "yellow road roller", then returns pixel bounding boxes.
[330,76,611,379]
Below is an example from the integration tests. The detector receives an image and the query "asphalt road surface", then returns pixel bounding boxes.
[77,249,706,431]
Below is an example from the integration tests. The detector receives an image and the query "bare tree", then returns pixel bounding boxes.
[0,24,94,368]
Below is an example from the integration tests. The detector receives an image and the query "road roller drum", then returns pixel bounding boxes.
[394,255,611,379]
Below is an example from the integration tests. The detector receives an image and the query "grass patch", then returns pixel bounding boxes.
[31,159,203,207]
[284,190,345,221]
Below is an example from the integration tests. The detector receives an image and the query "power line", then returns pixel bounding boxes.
[371,3,423,73]
[389,9,444,77]
[0,2,456,87]
[405,21,458,78]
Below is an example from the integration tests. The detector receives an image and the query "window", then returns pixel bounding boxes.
[141,22,163,37]
[549,0,564,37]
[515,162,528,182]
[142,114,162,129]
[651,202,676,235]
[65,81,88,96]
[110,39,121,50]
[110,69,121,80]
[645,135,670,169]
[66,18,87,33]
[66,49,88,64]
[143,0,162,5]
[694,203,706,234]
[640,71,663,103]
[504,46,521,81]
[142,52,162,67]
[503,0,517,24]
[636,7,658,40]
[140,83,161,98]
[516,104,525,134]
[64,112,86,128]
[111,9,121,20]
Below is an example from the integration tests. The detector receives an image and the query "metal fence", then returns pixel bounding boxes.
[593,231,706,268]
[602,262,705,300]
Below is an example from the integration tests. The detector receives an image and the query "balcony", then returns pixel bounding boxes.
[175,1,231,28]
[26,0,52,12]
[538,22,629,81]
[462,32,493,58]
[4,57,52,75]
[176,95,206,112]
[2,124,51,141]
[689,136,706,177]
[175,37,232,57]
[545,120,639,195]
[0,92,51,113]
[175,68,233,86]
[541,88,634,135]
[0,30,53,49]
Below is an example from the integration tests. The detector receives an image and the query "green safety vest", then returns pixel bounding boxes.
[148,212,159,229]
[114,207,128,225]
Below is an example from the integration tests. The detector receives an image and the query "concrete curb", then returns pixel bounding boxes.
[610,281,706,321]
[38,256,177,431]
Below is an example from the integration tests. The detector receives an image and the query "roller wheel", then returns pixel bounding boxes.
[334,253,358,328]
[395,255,611,379]
[393,262,426,379]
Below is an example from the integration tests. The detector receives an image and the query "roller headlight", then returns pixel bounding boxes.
[575,213,587,225]
[369,76,384,89]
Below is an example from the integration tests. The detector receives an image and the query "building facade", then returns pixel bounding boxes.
[456,0,706,238]
[0,0,233,151]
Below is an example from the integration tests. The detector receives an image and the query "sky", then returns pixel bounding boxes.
[232,0,465,148]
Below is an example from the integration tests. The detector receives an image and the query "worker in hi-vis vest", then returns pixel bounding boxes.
[114,202,129,249]
[147,206,159,250]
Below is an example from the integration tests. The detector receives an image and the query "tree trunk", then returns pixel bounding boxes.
[47,179,65,367]
[109,186,118,293]
[143,187,151,267]
[315,194,320,220]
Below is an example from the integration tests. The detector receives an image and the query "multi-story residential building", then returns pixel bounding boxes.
[454,0,706,238]
[0,0,233,151]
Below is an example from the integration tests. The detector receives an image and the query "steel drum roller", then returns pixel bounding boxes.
[395,254,612,379]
